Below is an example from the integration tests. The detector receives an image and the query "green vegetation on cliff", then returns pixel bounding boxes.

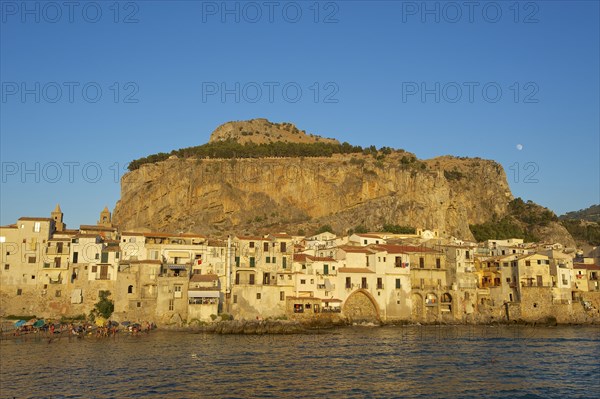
[561,220,600,245]
[560,204,600,223]
[128,140,367,171]
[469,198,557,242]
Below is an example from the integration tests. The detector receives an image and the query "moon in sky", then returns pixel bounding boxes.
[516,144,523,151]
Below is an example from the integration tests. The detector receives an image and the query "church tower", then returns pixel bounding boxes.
[51,204,65,232]
[98,206,112,227]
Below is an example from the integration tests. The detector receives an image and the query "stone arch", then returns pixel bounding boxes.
[411,293,423,320]
[343,289,380,322]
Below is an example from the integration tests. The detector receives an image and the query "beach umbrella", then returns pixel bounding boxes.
[109,321,119,327]
[14,320,26,327]
[94,316,107,327]
[121,321,131,326]
[33,319,45,328]
[24,318,36,326]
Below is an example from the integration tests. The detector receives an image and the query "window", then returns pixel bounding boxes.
[383,257,386,262]
[282,257,287,269]
[346,277,351,289]
[280,291,285,301]
[419,257,424,268]
[300,279,306,284]
[233,295,238,304]
[250,257,255,267]
[280,242,286,252]
[503,262,508,267]
[525,260,531,266]
[256,293,261,300]
[28,256,36,263]
[31,275,35,279]
[377,277,383,290]
[266,256,271,263]
[272,257,276,264]
[537,260,541,265]
[235,256,240,267]
[249,274,255,285]
[137,302,141,308]
[364,240,367,245]
[95,253,99,260]
[34,222,41,232]
[128,285,133,294]
[361,277,367,289]
[3,264,8,270]
[264,242,269,252]
[91,265,97,273]
[310,279,314,284]
[168,299,174,311]
[436,258,441,269]
[249,241,255,248]
[55,290,61,297]
[17,288,22,296]
[395,279,401,289]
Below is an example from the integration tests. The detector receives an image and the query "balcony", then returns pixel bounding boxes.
[95,274,112,281]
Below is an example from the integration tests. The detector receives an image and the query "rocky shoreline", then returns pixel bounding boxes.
[162,315,600,335]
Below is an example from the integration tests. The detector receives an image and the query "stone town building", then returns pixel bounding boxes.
[1,207,599,325]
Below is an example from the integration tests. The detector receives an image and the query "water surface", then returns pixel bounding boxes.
[1,325,599,398]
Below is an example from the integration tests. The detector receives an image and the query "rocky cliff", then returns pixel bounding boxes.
[209,118,339,145]
[113,120,516,238]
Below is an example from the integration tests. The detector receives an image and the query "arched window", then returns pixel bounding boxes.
[127,285,133,294]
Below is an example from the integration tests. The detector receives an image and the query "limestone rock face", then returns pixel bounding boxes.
[113,152,513,239]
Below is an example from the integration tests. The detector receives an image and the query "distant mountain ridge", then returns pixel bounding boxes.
[560,204,600,223]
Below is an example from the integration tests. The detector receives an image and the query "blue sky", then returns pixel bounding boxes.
[1,0,599,227]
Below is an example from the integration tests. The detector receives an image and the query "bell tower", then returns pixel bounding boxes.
[98,206,112,227]
[51,204,65,232]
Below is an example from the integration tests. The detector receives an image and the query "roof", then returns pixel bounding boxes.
[338,267,375,274]
[190,274,219,282]
[121,232,146,236]
[144,232,206,239]
[188,287,220,292]
[18,217,53,222]
[573,263,600,270]
[235,235,265,241]
[337,245,376,254]
[293,254,336,262]
[376,245,439,254]
[269,233,292,239]
[75,233,100,238]
[355,233,384,239]
[79,225,117,231]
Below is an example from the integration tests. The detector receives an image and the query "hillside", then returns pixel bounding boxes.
[559,205,600,246]
[113,119,575,244]
[560,204,600,222]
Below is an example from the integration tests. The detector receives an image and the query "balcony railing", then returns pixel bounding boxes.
[95,274,112,280]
